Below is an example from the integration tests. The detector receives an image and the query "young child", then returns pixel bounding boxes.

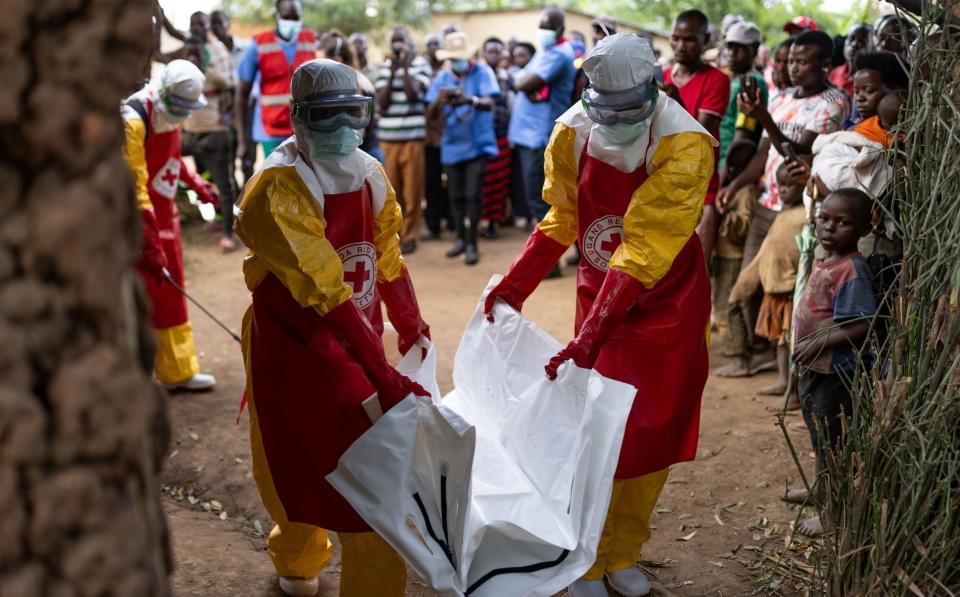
[714,139,759,358]
[792,187,876,537]
[729,161,807,404]
[850,52,909,145]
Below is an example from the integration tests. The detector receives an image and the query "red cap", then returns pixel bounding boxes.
[784,16,818,32]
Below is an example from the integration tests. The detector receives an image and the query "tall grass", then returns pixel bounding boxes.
[791,5,960,595]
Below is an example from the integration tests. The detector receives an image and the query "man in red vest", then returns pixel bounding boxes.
[122,60,220,391]
[235,0,317,159]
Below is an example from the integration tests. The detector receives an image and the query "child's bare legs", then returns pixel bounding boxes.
[759,344,790,396]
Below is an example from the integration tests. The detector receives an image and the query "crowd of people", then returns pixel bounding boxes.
[124,0,933,594]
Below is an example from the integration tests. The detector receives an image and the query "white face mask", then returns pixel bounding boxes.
[152,99,189,133]
[276,17,302,40]
[597,120,650,146]
[295,121,363,162]
[538,28,558,48]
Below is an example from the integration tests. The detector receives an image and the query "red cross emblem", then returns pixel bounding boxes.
[343,260,370,292]
[151,157,181,199]
[337,242,377,309]
[600,232,622,255]
[582,216,624,272]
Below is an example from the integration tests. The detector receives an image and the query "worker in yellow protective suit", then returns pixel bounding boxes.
[234,59,430,597]
[122,60,219,391]
[484,34,715,597]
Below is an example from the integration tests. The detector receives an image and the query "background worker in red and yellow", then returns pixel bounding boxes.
[484,34,714,597]
[122,60,220,391]
[234,59,431,597]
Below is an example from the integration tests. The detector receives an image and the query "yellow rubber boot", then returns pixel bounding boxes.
[154,322,201,384]
[583,468,670,580]
[338,532,406,597]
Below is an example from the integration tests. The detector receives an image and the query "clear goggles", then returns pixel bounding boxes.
[291,90,373,133]
[162,93,203,118]
[581,82,658,126]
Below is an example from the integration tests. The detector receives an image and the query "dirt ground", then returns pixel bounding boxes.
[162,222,816,597]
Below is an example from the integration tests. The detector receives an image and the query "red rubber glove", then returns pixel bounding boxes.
[483,228,568,321]
[545,267,643,380]
[179,160,220,208]
[379,268,430,356]
[325,298,429,412]
[139,209,167,278]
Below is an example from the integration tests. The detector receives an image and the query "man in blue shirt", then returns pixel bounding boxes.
[426,32,500,266]
[508,7,576,238]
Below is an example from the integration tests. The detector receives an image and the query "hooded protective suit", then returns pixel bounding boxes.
[485,34,716,583]
[122,60,218,385]
[234,59,428,594]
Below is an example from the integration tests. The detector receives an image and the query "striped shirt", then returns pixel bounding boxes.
[375,56,432,142]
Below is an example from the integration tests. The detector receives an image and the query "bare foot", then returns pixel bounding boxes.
[781,488,808,504]
[788,419,808,431]
[715,356,752,378]
[748,349,777,373]
[758,381,788,396]
[765,390,800,412]
[797,516,824,537]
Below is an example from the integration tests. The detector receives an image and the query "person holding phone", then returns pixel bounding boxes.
[426,32,500,265]
[715,30,848,379]
[718,22,768,175]
[376,26,434,256]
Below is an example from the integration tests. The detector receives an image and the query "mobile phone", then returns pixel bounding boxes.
[741,75,757,102]
[781,141,799,163]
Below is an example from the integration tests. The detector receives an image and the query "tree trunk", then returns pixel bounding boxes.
[0,0,171,595]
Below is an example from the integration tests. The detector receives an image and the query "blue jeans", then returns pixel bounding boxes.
[515,145,548,221]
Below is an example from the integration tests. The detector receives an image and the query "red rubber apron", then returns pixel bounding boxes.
[575,134,711,479]
[249,182,384,532]
[137,97,189,329]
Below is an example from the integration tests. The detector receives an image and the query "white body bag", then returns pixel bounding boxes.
[327,277,636,596]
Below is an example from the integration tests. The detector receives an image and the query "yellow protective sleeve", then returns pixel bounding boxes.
[122,116,152,211]
[537,123,580,247]
[234,167,353,316]
[153,322,200,384]
[609,131,714,289]
[371,164,406,283]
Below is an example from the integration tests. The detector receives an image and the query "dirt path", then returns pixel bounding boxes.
[163,223,814,596]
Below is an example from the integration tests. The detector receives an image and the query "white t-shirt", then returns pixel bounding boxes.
[759,86,850,211]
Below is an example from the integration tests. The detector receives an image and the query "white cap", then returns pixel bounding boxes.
[582,33,655,93]
[725,21,762,46]
[291,59,359,102]
[721,14,744,36]
[158,59,206,109]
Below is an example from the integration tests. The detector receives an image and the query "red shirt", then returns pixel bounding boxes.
[828,64,854,99]
[663,64,729,205]
[663,64,730,139]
